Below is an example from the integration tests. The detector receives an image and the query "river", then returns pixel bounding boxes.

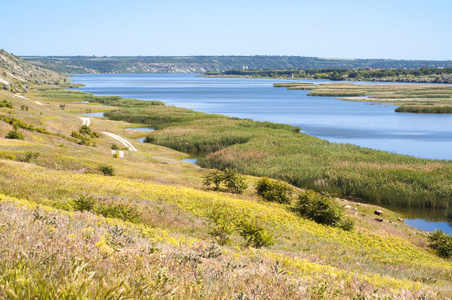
[71,73,452,233]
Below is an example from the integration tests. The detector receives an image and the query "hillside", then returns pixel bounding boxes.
[1,51,452,298]
[22,55,452,74]
[0,49,61,93]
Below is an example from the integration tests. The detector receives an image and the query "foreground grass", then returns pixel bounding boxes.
[2,193,447,299]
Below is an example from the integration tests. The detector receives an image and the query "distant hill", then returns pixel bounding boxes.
[0,49,60,93]
[22,55,452,74]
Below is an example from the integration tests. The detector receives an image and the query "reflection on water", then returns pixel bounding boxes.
[377,205,452,234]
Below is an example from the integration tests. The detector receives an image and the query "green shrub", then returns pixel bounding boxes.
[256,177,292,204]
[429,229,452,258]
[236,219,274,248]
[72,195,95,212]
[203,168,247,194]
[206,204,236,245]
[5,130,23,140]
[98,165,115,176]
[111,144,119,150]
[0,100,13,108]
[294,190,354,231]
[22,151,40,163]
[96,203,141,223]
[222,169,248,194]
[79,125,99,138]
[203,169,224,191]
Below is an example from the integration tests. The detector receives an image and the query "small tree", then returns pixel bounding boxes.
[5,130,23,140]
[203,168,247,194]
[429,229,452,258]
[98,165,115,176]
[236,219,274,248]
[295,190,354,231]
[256,177,292,204]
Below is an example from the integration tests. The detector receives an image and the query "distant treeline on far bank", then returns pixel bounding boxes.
[206,67,452,84]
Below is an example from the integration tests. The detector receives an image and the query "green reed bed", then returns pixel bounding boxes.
[395,105,452,114]
[104,103,452,209]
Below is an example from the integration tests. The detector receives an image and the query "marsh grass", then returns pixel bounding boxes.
[107,103,452,208]
[395,105,452,113]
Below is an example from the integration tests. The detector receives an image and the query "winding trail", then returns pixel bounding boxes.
[79,116,137,151]
[102,131,138,151]
[79,117,91,126]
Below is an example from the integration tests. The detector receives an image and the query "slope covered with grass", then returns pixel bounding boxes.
[0,59,451,298]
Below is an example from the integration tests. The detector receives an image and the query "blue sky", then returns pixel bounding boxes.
[2,0,451,60]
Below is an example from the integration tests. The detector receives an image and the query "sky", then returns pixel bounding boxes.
[2,0,451,60]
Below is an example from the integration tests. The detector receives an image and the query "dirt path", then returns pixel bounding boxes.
[80,116,137,151]
[102,131,138,151]
[79,117,91,126]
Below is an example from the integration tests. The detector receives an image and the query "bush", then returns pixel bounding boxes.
[96,203,141,223]
[206,204,236,245]
[72,195,95,212]
[236,219,274,248]
[256,177,292,204]
[429,229,452,258]
[98,165,115,176]
[79,125,99,138]
[111,144,119,150]
[222,169,248,194]
[203,168,247,194]
[22,151,40,163]
[0,100,13,108]
[5,130,23,140]
[294,190,354,231]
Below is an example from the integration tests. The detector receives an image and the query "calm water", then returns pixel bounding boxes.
[71,73,452,233]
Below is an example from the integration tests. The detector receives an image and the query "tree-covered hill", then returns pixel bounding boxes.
[22,55,452,74]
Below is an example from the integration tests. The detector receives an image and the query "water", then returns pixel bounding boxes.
[183,158,198,165]
[83,112,105,118]
[71,73,452,233]
[72,74,452,161]
[127,127,155,132]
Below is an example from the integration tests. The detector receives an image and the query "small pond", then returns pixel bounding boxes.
[83,112,105,118]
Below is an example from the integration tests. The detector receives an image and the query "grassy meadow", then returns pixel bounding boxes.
[0,82,452,298]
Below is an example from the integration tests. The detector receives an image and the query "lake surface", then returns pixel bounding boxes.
[72,74,452,161]
[71,73,452,233]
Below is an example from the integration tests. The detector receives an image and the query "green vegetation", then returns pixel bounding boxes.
[429,230,452,258]
[99,102,452,208]
[295,190,354,231]
[5,130,24,140]
[395,105,452,113]
[256,177,292,204]
[216,67,452,83]
[0,115,50,134]
[1,51,452,297]
[23,54,452,75]
[0,100,13,108]
[203,168,247,194]
[98,165,115,176]
[275,81,452,108]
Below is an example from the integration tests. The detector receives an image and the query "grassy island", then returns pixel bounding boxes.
[395,105,452,113]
